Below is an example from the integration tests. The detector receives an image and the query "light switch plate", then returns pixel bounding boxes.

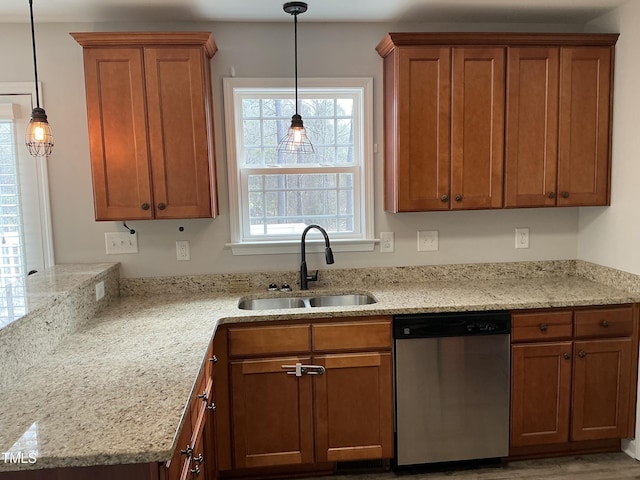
[417,230,438,251]
[105,232,138,254]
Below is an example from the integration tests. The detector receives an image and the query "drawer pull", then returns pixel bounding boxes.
[601,320,610,328]
[563,353,571,360]
[539,324,548,332]
[578,350,587,358]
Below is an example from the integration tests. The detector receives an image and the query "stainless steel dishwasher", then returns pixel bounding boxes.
[394,311,511,467]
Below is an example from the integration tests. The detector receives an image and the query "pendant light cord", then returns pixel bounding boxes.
[294,12,299,116]
[29,0,40,109]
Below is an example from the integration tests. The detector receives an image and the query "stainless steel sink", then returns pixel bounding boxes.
[238,297,306,310]
[308,294,377,307]
[238,293,376,310]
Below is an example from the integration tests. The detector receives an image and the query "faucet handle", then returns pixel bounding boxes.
[306,270,319,282]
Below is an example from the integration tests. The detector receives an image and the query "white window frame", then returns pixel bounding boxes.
[0,82,54,271]
[224,77,374,256]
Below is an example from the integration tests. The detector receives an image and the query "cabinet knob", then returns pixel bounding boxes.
[601,320,610,328]
[209,355,218,364]
[180,445,193,457]
[539,324,548,332]
[547,192,556,199]
[141,203,150,210]
[441,194,449,202]
[197,391,208,402]
[563,353,571,360]
[157,202,167,210]
[578,350,587,358]
[190,465,201,476]
[193,453,204,464]
[561,191,570,199]
[455,194,463,202]
[207,401,217,411]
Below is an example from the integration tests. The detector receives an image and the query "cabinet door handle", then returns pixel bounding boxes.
[563,353,571,360]
[455,194,463,202]
[190,465,201,476]
[547,192,556,199]
[141,202,150,210]
[539,324,548,332]
[180,445,193,457]
[157,202,167,210]
[441,194,449,202]
[209,355,218,364]
[561,191,570,199]
[601,320,610,328]
[579,350,586,358]
[193,453,204,464]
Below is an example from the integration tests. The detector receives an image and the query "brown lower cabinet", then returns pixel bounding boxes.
[215,317,394,474]
[510,305,639,455]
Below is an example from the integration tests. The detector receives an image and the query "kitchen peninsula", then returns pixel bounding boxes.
[1,260,639,479]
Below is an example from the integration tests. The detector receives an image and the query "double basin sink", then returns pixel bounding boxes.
[238,293,376,310]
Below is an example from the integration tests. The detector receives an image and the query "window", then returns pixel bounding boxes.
[0,84,54,328]
[224,78,373,255]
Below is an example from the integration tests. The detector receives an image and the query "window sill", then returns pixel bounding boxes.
[227,239,377,256]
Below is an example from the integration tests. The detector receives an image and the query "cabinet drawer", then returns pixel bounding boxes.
[312,318,392,352]
[228,324,311,357]
[511,311,573,342]
[574,306,633,338]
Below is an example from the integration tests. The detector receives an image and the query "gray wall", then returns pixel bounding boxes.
[0,20,598,278]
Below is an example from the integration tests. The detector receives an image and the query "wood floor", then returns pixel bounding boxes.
[310,453,640,480]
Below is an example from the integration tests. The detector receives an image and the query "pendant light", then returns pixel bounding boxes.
[25,0,53,157]
[277,2,314,154]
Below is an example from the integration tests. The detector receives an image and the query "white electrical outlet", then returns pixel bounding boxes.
[95,281,105,301]
[105,232,138,254]
[380,232,394,253]
[176,240,191,261]
[417,230,439,252]
[515,228,530,249]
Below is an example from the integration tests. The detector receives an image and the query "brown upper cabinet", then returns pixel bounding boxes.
[71,32,219,221]
[376,33,618,213]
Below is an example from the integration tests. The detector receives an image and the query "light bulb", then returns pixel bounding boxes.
[34,125,45,142]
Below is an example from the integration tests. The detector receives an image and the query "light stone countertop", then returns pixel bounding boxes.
[1,272,639,472]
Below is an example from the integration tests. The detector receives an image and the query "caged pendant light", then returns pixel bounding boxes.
[25,0,53,157]
[277,2,314,154]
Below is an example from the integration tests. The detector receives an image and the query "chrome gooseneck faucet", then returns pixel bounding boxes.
[300,224,334,290]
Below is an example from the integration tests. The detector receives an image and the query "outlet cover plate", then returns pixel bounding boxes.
[380,232,394,253]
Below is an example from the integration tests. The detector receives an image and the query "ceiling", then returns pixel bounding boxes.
[0,0,629,24]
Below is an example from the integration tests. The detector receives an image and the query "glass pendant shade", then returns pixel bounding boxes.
[25,107,54,157]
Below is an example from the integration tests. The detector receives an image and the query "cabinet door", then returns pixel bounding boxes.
[451,47,505,210]
[557,47,612,206]
[391,47,451,212]
[511,342,572,447]
[82,47,154,221]
[144,47,214,219]
[571,338,632,441]
[505,47,559,207]
[313,352,393,462]
[230,357,313,468]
